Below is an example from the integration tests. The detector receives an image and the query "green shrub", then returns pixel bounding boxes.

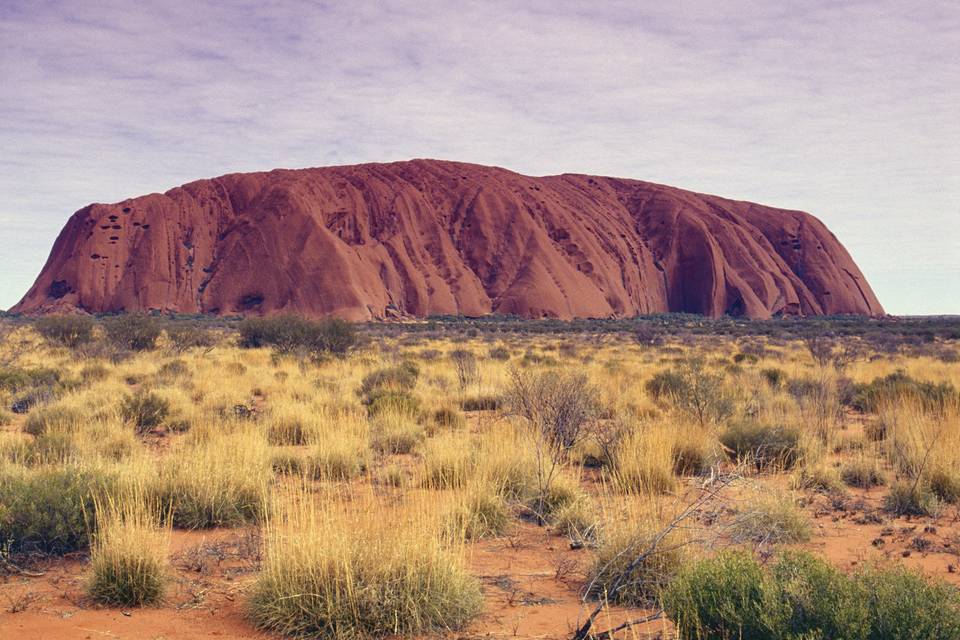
[720,421,802,470]
[104,314,161,351]
[238,315,356,356]
[430,406,466,430]
[0,465,106,555]
[459,394,500,411]
[645,360,733,427]
[0,366,61,393]
[164,323,216,354]
[884,480,940,516]
[120,391,171,434]
[856,563,960,639]
[760,367,786,389]
[664,551,960,640]
[840,458,886,488]
[35,315,95,348]
[852,371,957,413]
[23,403,85,436]
[367,391,421,419]
[662,551,768,640]
[359,362,419,402]
[645,369,686,400]
[928,468,960,503]
[488,346,511,361]
[765,551,869,639]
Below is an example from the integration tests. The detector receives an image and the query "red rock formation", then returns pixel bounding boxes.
[12,160,883,320]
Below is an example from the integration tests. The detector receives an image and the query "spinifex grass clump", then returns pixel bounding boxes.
[443,485,510,540]
[157,427,271,528]
[87,493,169,606]
[248,486,483,638]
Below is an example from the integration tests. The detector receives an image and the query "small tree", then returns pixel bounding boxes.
[164,323,216,355]
[648,360,733,428]
[505,369,599,523]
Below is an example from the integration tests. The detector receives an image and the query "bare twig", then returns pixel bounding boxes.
[572,470,739,640]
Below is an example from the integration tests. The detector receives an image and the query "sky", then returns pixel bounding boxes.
[1,1,958,315]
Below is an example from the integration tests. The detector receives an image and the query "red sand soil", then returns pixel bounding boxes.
[12,159,882,320]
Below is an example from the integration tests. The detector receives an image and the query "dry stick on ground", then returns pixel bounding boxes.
[1,557,46,578]
[572,470,741,640]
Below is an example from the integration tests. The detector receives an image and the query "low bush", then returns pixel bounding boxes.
[367,391,420,418]
[928,467,960,503]
[459,394,500,411]
[663,551,960,640]
[420,434,474,489]
[883,480,940,517]
[851,371,957,413]
[0,464,107,555]
[524,475,587,524]
[760,367,786,389]
[429,406,466,430]
[35,315,95,349]
[80,363,110,383]
[662,550,769,640]
[720,421,802,470]
[792,463,845,494]
[549,495,598,546]
[358,362,419,404]
[0,366,61,393]
[369,414,424,455]
[488,346,511,361]
[23,402,85,436]
[239,315,356,357]
[307,435,369,481]
[645,360,733,427]
[164,323,216,354]
[104,314,162,351]
[840,457,886,488]
[765,551,869,638]
[856,562,960,639]
[120,391,171,434]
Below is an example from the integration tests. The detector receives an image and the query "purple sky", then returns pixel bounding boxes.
[1,1,958,314]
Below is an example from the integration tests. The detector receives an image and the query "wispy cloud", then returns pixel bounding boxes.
[1,0,958,312]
